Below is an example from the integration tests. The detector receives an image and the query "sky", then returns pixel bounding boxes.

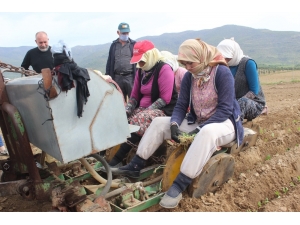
[1,0,300,48]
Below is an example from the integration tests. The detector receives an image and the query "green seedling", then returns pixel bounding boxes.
[298,127,300,131]
[259,128,264,134]
[297,176,300,182]
[286,148,290,151]
[282,187,288,194]
[263,198,269,204]
[257,201,262,208]
[275,190,281,198]
[290,182,295,187]
[265,155,271,161]
[271,132,274,137]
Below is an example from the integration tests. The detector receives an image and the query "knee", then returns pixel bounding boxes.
[198,125,217,140]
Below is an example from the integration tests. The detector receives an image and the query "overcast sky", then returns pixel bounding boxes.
[1,0,300,48]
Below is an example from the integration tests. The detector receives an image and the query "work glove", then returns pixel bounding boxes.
[188,127,200,136]
[125,98,137,117]
[147,98,166,110]
[170,124,183,143]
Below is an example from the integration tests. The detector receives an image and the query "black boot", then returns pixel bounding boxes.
[111,155,146,178]
[109,133,141,166]
[159,172,192,208]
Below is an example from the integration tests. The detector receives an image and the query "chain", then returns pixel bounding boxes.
[126,139,138,149]
[0,61,39,76]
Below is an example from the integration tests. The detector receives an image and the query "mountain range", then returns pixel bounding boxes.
[1,25,300,73]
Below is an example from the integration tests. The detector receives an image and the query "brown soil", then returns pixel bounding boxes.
[1,70,300,212]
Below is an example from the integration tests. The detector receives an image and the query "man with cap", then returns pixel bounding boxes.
[105,22,137,101]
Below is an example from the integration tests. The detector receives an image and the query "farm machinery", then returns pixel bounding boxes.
[0,62,258,212]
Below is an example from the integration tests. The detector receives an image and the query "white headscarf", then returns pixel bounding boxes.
[160,51,179,72]
[216,37,244,66]
[51,40,73,61]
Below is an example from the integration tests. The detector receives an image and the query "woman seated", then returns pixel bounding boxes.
[104,40,178,168]
[111,38,244,209]
[217,38,267,121]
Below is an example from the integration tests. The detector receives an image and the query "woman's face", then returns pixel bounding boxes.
[138,61,146,68]
[179,61,200,74]
[225,58,232,64]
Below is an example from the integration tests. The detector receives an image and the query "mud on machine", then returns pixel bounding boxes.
[0,63,258,212]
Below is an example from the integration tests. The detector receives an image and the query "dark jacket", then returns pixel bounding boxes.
[105,38,137,80]
[171,65,244,147]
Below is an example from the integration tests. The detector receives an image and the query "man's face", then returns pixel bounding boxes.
[35,34,49,52]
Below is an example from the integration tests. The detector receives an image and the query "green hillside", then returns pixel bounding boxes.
[1,25,300,73]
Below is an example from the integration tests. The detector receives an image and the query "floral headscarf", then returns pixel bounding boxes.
[177,38,227,86]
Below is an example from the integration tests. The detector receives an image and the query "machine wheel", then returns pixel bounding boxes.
[187,153,235,198]
[161,145,185,192]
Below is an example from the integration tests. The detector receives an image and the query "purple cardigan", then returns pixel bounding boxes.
[171,65,244,147]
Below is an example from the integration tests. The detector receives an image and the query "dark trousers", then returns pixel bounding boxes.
[114,74,133,102]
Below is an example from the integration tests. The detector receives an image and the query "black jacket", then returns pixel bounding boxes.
[105,38,137,80]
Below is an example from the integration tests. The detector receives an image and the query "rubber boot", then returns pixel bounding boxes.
[111,155,146,178]
[159,172,192,208]
[109,133,141,166]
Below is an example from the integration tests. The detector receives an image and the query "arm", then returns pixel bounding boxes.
[170,72,191,126]
[21,51,30,70]
[105,44,113,75]
[245,59,260,95]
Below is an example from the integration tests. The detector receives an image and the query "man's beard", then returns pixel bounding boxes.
[38,46,49,52]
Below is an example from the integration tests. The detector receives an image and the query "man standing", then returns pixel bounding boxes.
[21,31,54,73]
[105,22,136,101]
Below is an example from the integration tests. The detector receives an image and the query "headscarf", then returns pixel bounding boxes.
[177,38,227,86]
[178,39,226,74]
[160,51,179,72]
[216,37,244,66]
[51,40,73,61]
[136,48,165,71]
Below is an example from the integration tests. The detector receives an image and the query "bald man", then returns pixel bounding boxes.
[21,31,54,73]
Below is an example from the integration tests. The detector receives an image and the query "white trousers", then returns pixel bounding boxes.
[136,117,236,178]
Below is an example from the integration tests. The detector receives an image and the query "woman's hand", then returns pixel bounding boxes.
[170,124,183,143]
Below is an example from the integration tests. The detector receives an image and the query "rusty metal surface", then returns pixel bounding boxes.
[0,179,27,197]
[188,153,235,198]
[1,102,41,182]
[0,61,39,77]
[76,197,111,212]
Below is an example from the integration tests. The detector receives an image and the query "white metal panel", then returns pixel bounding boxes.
[5,69,132,163]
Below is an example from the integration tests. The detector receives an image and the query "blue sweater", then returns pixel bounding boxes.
[171,65,244,146]
[229,59,259,94]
